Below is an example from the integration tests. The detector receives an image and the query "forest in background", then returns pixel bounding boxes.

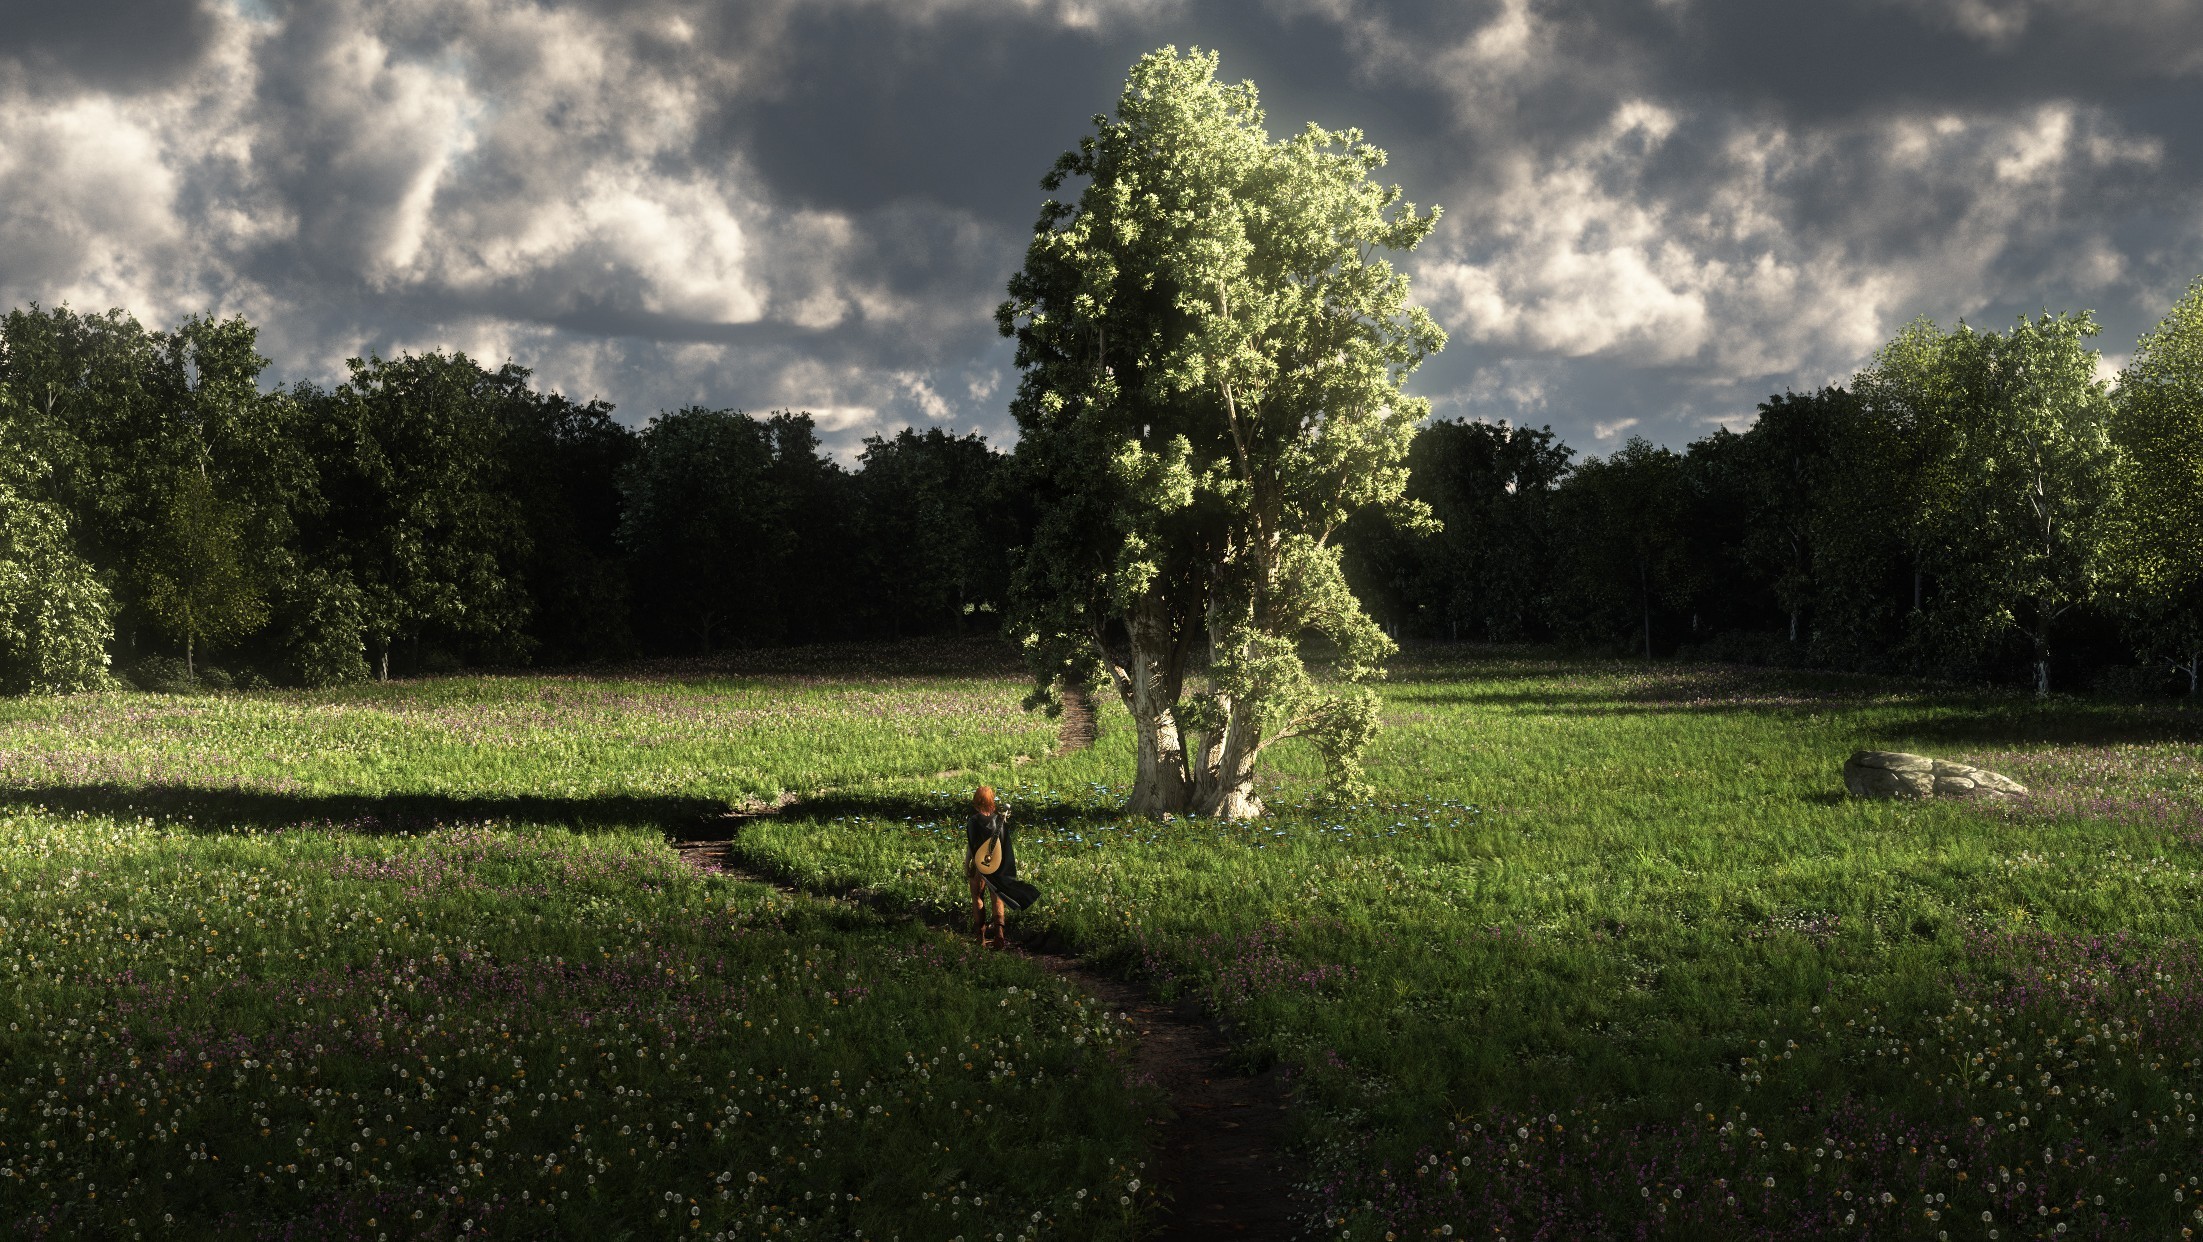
[0,288,2198,697]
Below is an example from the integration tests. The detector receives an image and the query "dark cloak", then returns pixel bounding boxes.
[965,811,1039,910]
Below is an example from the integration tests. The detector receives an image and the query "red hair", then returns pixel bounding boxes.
[973,786,996,814]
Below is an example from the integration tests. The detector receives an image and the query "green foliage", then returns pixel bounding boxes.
[138,467,268,674]
[303,352,537,677]
[1341,419,1572,642]
[1552,437,1692,657]
[1000,47,1444,813]
[618,408,802,652]
[1858,314,2120,692]
[2110,278,2203,693]
[854,427,1015,636]
[269,565,371,687]
[0,438,113,695]
[504,393,639,664]
[0,307,308,671]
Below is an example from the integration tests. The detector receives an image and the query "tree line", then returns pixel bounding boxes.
[4,285,2199,706]
[0,304,1017,693]
[1346,297,2203,698]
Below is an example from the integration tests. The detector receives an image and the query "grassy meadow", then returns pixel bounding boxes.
[4,644,2202,1240]
[0,650,1143,1241]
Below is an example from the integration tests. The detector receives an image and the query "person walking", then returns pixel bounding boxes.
[965,785,1038,948]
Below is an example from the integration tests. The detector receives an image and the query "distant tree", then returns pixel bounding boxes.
[1859,314,2118,694]
[0,307,309,669]
[1684,389,1855,648]
[1000,47,1444,816]
[2109,279,2203,694]
[1553,437,1691,658]
[504,391,638,664]
[756,412,861,643]
[855,428,1013,636]
[302,352,535,679]
[1342,419,1571,641]
[0,424,113,695]
[138,466,266,677]
[617,408,790,653]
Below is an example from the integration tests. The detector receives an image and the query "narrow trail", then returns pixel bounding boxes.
[1056,683,1098,753]
[668,694,1305,1238]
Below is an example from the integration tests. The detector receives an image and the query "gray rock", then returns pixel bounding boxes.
[1844,750,2026,801]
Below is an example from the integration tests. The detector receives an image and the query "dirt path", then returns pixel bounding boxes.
[1057,684,1098,753]
[672,791,1305,1239]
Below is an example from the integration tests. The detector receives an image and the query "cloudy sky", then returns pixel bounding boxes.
[5,0,2201,457]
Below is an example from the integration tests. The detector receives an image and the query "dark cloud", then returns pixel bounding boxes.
[2,0,2201,457]
[0,0,220,95]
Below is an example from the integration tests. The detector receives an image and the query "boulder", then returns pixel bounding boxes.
[1843,750,2026,801]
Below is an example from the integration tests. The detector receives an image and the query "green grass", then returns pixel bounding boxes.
[6,646,2202,1239]
[0,650,1142,1241]
[736,652,2203,1240]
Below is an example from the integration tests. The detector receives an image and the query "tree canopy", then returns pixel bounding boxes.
[1000,47,1444,816]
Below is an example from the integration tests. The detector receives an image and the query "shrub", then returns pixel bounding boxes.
[125,655,196,694]
[0,457,114,695]
[271,568,370,687]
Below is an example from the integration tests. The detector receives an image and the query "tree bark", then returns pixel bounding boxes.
[1639,561,1652,661]
[1108,592,1193,816]
[1191,703,1264,819]
[1185,612,1267,821]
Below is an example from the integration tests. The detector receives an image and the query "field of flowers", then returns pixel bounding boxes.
[734,651,2203,1241]
[0,651,1145,1240]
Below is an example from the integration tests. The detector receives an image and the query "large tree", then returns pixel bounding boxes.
[301,352,534,680]
[2109,278,2203,694]
[1000,47,1444,817]
[1858,314,2118,694]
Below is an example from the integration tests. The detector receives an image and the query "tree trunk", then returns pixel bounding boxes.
[1185,617,1266,821]
[1912,570,1923,612]
[1191,704,1264,819]
[378,647,390,683]
[184,631,195,679]
[1788,609,1800,644]
[1639,561,1652,661]
[2185,653,2199,697]
[1109,593,1192,816]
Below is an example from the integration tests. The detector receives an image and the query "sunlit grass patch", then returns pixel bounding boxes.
[739,649,2203,1239]
[0,657,1144,1240]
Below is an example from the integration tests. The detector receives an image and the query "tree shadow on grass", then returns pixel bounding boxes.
[0,782,725,839]
[1875,707,2203,750]
[686,790,1109,843]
